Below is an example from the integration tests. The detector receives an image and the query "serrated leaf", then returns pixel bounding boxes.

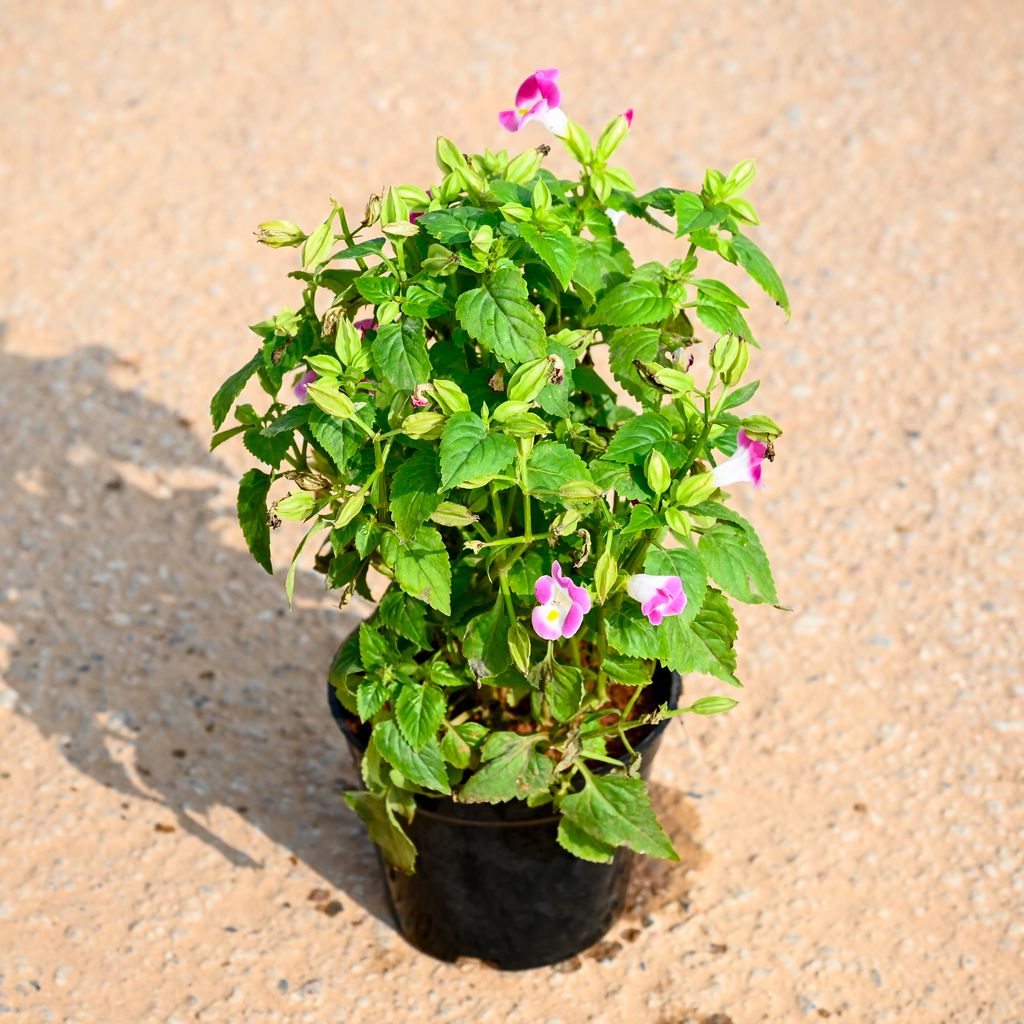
[358,624,393,670]
[374,719,450,794]
[696,299,755,343]
[261,403,311,437]
[343,791,417,872]
[210,352,261,429]
[395,526,451,615]
[439,412,517,489]
[520,224,578,290]
[660,588,740,685]
[307,408,350,470]
[356,676,393,721]
[459,732,554,803]
[395,683,446,750]
[389,449,442,541]
[604,413,673,464]
[377,588,430,649]
[560,774,677,860]
[242,426,291,468]
[354,273,397,304]
[371,317,431,392]
[602,656,653,685]
[441,721,488,768]
[556,817,617,864]
[418,207,491,245]
[527,441,591,498]
[589,280,671,327]
[455,266,547,367]
[236,469,273,574]
[698,512,778,605]
[548,663,584,723]
[463,601,511,678]
[732,234,790,315]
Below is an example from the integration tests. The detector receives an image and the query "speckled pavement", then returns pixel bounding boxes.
[1,2,1022,1022]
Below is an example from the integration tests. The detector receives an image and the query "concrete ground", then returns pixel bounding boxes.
[1,1,1022,1021]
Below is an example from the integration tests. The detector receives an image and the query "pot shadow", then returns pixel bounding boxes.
[0,337,390,922]
[0,336,706,937]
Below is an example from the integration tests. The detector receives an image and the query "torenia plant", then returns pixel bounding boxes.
[212,69,788,871]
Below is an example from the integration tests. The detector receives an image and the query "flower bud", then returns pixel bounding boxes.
[671,470,716,507]
[361,194,382,228]
[430,502,479,528]
[645,450,671,495]
[550,508,582,536]
[508,622,532,674]
[740,414,782,441]
[380,187,409,225]
[273,491,319,521]
[664,506,692,538]
[435,136,467,173]
[255,220,305,248]
[335,492,366,529]
[633,359,694,395]
[595,113,631,163]
[595,549,618,604]
[422,243,459,276]
[401,411,446,440]
[559,480,604,503]
[429,379,471,415]
[710,334,749,385]
[532,178,552,212]
[507,356,555,403]
[305,378,357,420]
[505,148,544,185]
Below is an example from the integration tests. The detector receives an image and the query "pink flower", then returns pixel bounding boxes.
[410,384,430,408]
[712,429,768,488]
[294,369,318,403]
[498,69,568,137]
[354,318,378,339]
[626,574,687,626]
[531,560,591,641]
[622,108,634,127]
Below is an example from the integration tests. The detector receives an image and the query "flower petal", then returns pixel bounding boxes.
[532,603,564,641]
[535,575,554,604]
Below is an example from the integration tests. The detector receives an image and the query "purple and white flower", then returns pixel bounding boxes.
[499,69,568,137]
[531,560,591,640]
[294,369,318,403]
[712,429,768,489]
[626,574,687,626]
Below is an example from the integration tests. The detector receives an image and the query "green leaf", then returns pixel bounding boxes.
[732,234,790,315]
[327,237,386,261]
[356,676,393,721]
[242,426,291,468]
[721,380,760,411]
[236,469,273,574]
[698,512,778,605]
[459,732,555,803]
[210,352,261,429]
[371,317,431,392]
[377,588,430,649]
[343,791,416,872]
[644,547,708,626]
[556,818,617,864]
[389,449,442,541]
[302,220,334,269]
[455,266,547,367]
[395,683,446,750]
[660,588,740,685]
[527,441,591,498]
[696,299,754,343]
[549,663,584,723]
[374,719,451,794]
[261,403,311,436]
[284,519,327,606]
[307,408,352,470]
[693,278,749,308]
[440,722,487,769]
[358,623,393,670]
[463,601,511,678]
[418,207,491,245]
[560,774,677,860]
[602,656,653,686]
[354,273,397,304]
[520,224,578,290]
[604,413,673,464]
[589,280,671,327]
[395,526,452,615]
[674,193,728,235]
[439,412,517,489]
[608,327,660,400]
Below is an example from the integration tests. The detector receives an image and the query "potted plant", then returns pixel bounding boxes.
[210,68,787,969]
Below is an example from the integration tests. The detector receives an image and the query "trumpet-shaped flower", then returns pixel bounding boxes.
[354,318,378,338]
[626,574,687,626]
[532,560,591,640]
[712,429,768,488]
[294,369,318,403]
[499,69,568,137]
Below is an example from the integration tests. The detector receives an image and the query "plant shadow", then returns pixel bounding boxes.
[0,337,705,936]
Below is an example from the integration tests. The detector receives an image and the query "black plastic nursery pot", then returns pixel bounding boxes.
[328,664,681,970]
